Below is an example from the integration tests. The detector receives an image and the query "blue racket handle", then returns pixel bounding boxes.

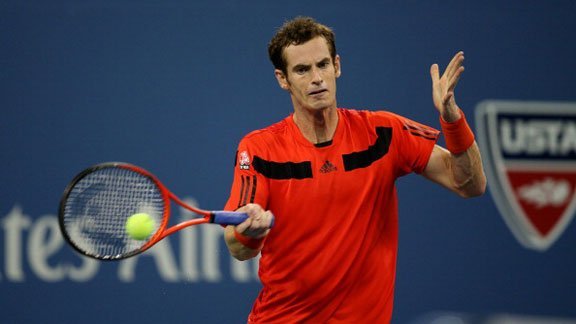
[211,211,275,228]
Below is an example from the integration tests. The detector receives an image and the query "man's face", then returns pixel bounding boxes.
[275,36,341,113]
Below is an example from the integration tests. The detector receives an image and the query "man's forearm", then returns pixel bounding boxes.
[452,142,486,198]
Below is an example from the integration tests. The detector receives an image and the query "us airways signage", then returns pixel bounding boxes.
[475,101,576,251]
[0,200,259,283]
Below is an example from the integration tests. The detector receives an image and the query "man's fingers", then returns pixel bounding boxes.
[445,51,464,80]
[251,210,274,228]
[234,217,251,233]
[448,66,465,91]
[430,63,440,82]
[234,204,273,238]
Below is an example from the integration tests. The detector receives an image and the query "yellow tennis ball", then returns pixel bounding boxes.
[125,213,155,240]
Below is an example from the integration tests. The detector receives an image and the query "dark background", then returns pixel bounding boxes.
[1,1,575,323]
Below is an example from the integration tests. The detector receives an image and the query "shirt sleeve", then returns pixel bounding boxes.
[389,113,440,176]
[224,137,270,211]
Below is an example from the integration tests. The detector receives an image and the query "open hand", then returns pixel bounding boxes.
[430,51,465,122]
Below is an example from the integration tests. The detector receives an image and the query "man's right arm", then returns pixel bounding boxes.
[224,203,274,261]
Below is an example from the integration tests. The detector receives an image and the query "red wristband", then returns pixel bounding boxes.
[440,109,475,154]
[234,229,265,250]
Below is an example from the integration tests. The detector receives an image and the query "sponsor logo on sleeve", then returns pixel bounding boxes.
[239,151,251,170]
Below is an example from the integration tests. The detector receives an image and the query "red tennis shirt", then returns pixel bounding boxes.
[225,108,439,323]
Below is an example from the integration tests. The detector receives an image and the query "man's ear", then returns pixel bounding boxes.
[334,55,342,78]
[274,69,290,90]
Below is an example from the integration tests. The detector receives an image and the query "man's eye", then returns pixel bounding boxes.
[296,67,308,74]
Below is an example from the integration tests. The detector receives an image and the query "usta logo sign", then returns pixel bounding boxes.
[475,101,576,251]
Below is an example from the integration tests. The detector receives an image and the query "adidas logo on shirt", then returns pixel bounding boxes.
[320,160,337,173]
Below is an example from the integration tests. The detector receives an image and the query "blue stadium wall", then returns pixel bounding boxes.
[1,1,575,323]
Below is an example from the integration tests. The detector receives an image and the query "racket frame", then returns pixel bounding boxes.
[58,162,242,260]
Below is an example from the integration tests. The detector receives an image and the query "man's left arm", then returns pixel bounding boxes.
[422,51,487,198]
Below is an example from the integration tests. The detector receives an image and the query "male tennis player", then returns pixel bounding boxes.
[223,16,486,323]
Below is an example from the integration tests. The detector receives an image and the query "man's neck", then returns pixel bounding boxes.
[292,107,338,144]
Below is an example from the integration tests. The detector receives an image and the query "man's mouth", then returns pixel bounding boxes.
[308,89,327,96]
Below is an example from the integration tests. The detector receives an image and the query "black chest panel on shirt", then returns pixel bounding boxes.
[252,126,392,179]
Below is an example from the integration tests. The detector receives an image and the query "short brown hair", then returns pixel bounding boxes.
[268,16,337,74]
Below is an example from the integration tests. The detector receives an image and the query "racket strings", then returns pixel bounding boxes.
[62,167,164,259]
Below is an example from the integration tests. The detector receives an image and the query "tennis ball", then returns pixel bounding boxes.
[125,213,155,240]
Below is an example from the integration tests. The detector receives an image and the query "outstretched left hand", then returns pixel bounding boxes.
[430,51,465,122]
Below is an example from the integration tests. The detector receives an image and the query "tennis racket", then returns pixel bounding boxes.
[58,162,271,260]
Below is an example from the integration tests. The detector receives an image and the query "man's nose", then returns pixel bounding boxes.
[311,67,323,84]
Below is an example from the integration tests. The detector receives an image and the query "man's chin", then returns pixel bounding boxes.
[292,97,337,113]
[308,99,336,111]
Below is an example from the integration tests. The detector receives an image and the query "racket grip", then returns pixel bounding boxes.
[211,211,275,228]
